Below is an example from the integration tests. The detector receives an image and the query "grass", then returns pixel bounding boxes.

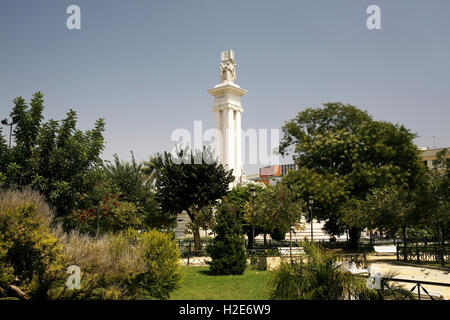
[170,266,273,300]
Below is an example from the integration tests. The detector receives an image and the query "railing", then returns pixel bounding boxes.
[366,276,450,300]
[396,240,450,266]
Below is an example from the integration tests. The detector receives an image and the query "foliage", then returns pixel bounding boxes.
[270,242,412,300]
[144,147,234,252]
[282,167,348,235]
[206,200,247,275]
[0,189,182,300]
[128,229,183,299]
[279,103,428,247]
[225,184,265,246]
[0,92,105,220]
[0,189,67,300]
[244,183,304,240]
[430,149,450,238]
[66,192,141,236]
[105,153,174,229]
[56,228,182,300]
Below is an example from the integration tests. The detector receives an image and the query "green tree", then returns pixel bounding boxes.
[105,152,175,229]
[281,167,348,236]
[206,200,247,275]
[246,183,304,243]
[144,147,234,253]
[225,183,265,248]
[279,103,427,248]
[0,92,106,220]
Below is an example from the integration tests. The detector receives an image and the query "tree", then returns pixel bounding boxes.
[281,167,348,236]
[246,183,304,244]
[105,152,175,229]
[279,103,427,248]
[0,92,106,220]
[144,147,234,253]
[206,200,247,275]
[342,186,419,260]
[225,183,265,248]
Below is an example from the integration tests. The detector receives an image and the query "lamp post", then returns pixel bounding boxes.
[1,118,16,148]
[250,187,257,251]
[309,196,314,242]
[437,197,444,267]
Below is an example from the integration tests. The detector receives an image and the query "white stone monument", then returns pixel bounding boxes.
[208,50,247,186]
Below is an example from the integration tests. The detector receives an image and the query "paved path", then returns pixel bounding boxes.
[367,254,450,299]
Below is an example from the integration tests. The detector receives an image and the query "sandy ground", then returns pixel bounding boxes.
[367,254,450,299]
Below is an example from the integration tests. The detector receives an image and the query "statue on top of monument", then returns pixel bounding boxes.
[220,50,236,83]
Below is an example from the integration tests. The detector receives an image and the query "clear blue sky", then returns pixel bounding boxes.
[1,0,449,174]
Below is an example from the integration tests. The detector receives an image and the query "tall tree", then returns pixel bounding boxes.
[206,199,247,275]
[0,92,106,220]
[143,148,234,252]
[279,103,427,248]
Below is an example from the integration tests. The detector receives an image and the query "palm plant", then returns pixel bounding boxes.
[270,242,413,300]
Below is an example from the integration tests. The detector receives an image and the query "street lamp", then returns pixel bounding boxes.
[309,196,314,242]
[437,196,444,267]
[250,186,257,251]
[1,118,16,148]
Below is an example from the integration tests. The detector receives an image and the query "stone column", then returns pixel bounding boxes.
[213,109,222,162]
[235,110,242,178]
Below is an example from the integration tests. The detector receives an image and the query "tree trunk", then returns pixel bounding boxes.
[186,209,202,255]
[193,227,201,255]
[246,231,254,249]
[348,227,360,250]
[263,233,267,246]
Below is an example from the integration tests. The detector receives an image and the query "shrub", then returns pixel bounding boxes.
[270,242,413,300]
[56,228,182,300]
[66,193,141,236]
[270,242,374,300]
[0,189,182,300]
[131,230,183,299]
[0,189,67,300]
[206,200,247,275]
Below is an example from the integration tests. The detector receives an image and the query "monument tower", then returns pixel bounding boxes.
[208,50,247,185]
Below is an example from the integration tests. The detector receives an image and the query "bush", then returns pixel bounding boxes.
[270,242,413,300]
[57,228,182,300]
[0,189,182,300]
[270,242,376,300]
[206,200,247,275]
[131,230,182,299]
[0,189,67,300]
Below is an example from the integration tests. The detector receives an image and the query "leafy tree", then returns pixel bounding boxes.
[342,186,419,260]
[279,103,427,248]
[282,167,348,236]
[245,183,304,243]
[225,183,265,248]
[206,200,247,275]
[0,92,106,220]
[144,147,234,253]
[105,153,175,229]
